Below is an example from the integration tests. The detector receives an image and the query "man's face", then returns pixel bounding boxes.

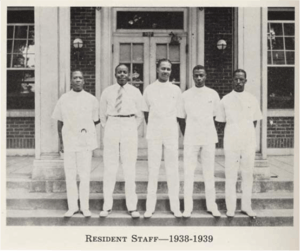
[193,69,206,88]
[157,61,172,82]
[71,71,84,92]
[232,72,247,92]
[115,65,129,86]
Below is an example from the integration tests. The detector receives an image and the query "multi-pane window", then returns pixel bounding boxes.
[7,8,35,109]
[156,44,180,86]
[267,7,295,109]
[117,11,184,30]
[119,43,145,93]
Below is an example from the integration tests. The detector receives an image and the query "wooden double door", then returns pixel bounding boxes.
[113,34,187,148]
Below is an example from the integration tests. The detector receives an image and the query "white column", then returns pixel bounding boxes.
[94,7,112,157]
[197,8,205,66]
[59,7,71,95]
[238,7,269,179]
[95,7,102,156]
[37,7,60,156]
[33,7,71,179]
[188,8,198,89]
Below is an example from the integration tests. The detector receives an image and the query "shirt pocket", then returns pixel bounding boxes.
[245,105,253,122]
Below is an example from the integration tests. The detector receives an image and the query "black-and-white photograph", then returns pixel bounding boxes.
[1,1,299,250]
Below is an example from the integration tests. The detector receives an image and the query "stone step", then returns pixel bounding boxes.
[7,192,293,211]
[7,178,294,194]
[6,209,293,226]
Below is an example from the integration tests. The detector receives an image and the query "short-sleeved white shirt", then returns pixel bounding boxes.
[215,90,263,150]
[179,86,220,145]
[52,90,99,152]
[99,83,145,127]
[142,80,182,140]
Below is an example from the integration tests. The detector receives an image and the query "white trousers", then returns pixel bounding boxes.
[225,148,255,212]
[146,138,180,213]
[103,117,138,211]
[184,144,218,213]
[64,151,92,211]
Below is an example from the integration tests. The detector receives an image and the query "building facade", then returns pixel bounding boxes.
[6,7,296,179]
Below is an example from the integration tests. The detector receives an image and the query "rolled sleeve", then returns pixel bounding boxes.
[135,89,145,127]
[92,98,100,122]
[141,88,149,112]
[215,100,226,122]
[253,100,263,121]
[213,93,221,117]
[177,93,186,119]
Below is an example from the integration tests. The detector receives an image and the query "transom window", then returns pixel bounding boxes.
[117,11,184,30]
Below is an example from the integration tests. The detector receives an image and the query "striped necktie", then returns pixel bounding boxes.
[115,86,123,113]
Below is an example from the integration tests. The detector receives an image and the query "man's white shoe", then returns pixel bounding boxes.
[64,210,78,218]
[226,210,235,218]
[241,209,257,218]
[208,209,221,218]
[99,210,111,218]
[82,210,92,217]
[144,211,153,219]
[129,211,140,219]
[172,211,182,218]
[183,211,192,218]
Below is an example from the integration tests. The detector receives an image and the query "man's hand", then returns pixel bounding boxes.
[59,139,64,153]
[57,120,64,153]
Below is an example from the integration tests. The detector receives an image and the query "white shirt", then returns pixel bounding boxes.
[100,83,145,127]
[179,86,220,145]
[142,80,182,140]
[215,90,263,150]
[52,90,99,152]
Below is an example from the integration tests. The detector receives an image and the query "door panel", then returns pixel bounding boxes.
[150,36,186,92]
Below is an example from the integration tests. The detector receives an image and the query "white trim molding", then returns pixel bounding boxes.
[267,109,295,117]
[7,110,35,117]
[7,149,35,156]
[267,148,294,155]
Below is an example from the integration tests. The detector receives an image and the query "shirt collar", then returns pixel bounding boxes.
[70,89,85,95]
[156,79,171,86]
[192,85,206,92]
[115,83,129,89]
[232,90,246,96]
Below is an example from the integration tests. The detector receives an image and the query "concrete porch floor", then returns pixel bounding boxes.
[6,155,294,181]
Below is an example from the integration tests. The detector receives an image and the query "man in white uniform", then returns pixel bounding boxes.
[216,69,263,218]
[142,59,182,218]
[178,65,221,218]
[52,70,100,218]
[99,64,144,218]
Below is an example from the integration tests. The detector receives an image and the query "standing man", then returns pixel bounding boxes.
[178,65,221,218]
[99,64,144,219]
[216,69,263,218]
[142,58,182,218]
[52,70,100,218]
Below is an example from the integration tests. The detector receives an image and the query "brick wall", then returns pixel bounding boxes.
[205,7,234,148]
[71,7,96,95]
[7,117,35,148]
[267,117,294,148]
[205,7,234,99]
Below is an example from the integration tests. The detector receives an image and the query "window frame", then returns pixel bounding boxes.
[7,7,35,115]
[267,7,295,113]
